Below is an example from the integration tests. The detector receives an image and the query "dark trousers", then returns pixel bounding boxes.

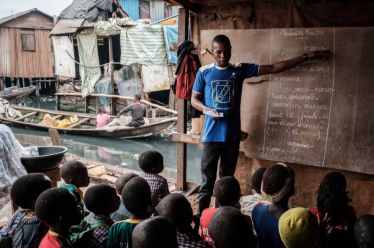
[198,141,240,215]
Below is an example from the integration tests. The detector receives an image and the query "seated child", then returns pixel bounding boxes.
[252,162,295,248]
[354,214,374,248]
[240,167,267,217]
[0,173,52,247]
[310,172,357,248]
[107,177,152,248]
[59,160,90,215]
[111,173,139,222]
[69,184,120,248]
[132,216,178,248]
[36,188,82,248]
[138,150,169,214]
[96,107,111,128]
[208,206,256,248]
[200,176,241,245]
[310,172,356,227]
[156,193,212,248]
[278,207,320,248]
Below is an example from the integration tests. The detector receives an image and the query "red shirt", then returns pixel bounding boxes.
[309,206,357,229]
[200,208,218,245]
[39,230,71,248]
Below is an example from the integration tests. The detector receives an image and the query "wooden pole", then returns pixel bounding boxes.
[0,78,4,92]
[84,96,89,113]
[176,8,189,191]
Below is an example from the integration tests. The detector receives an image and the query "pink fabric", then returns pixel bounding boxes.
[96,114,110,128]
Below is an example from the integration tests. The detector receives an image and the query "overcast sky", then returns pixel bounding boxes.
[0,0,73,18]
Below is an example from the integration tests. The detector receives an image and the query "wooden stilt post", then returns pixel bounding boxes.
[0,78,4,92]
[16,78,20,88]
[176,8,189,191]
[85,96,89,113]
[22,78,25,88]
[36,79,40,97]
[55,94,59,111]
[109,36,116,115]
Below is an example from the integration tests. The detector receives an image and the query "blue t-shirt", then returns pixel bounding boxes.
[193,63,259,142]
[252,204,285,248]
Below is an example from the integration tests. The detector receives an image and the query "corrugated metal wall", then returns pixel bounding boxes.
[150,0,165,22]
[120,0,140,20]
[0,27,54,78]
[119,1,179,22]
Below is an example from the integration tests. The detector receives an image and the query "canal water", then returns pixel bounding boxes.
[10,96,203,183]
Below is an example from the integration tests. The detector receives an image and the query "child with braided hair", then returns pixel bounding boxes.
[252,163,295,248]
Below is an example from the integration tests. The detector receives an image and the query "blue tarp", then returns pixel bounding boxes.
[163,26,178,64]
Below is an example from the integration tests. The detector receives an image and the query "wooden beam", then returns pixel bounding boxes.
[55,93,178,115]
[67,117,91,128]
[173,133,201,145]
[168,0,200,12]
[48,128,62,146]
[15,111,37,121]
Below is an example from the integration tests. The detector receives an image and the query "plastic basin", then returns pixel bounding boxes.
[21,146,68,172]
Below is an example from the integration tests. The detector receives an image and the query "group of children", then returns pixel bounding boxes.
[0,150,373,248]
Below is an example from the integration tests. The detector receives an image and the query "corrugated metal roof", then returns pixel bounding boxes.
[120,0,139,20]
[50,19,85,36]
[0,8,52,26]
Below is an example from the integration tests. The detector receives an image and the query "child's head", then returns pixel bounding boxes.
[115,173,139,195]
[354,215,374,248]
[84,184,120,216]
[156,193,192,233]
[10,173,52,210]
[261,163,295,203]
[132,216,178,248]
[278,207,320,248]
[35,188,81,234]
[214,176,241,207]
[317,180,349,226]
[208,206,254,248]
[60,160,89,188]
[318,171,347,193]
[250,168,267,194]
[139,150,164,174]
[122,177,151,218]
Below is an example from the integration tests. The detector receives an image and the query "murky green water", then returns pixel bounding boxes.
[10,97,202,183]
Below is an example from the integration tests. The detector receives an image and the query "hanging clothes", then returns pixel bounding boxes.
[142,65,170,92]
[95,79,112,106]
[52,36,76,78]
[162,26,178,64]
[175,41,201,100]
[77,32,101,97]
[0,124,27,208]
[120,24,167,65]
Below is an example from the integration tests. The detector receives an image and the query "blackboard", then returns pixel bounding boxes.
[200,28,374,175]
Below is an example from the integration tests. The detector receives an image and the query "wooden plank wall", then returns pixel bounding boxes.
[0,27,54,78]
[187,1,374,216]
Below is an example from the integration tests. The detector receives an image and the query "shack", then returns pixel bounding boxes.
[0,9,54,92]
[50,0,179,114]
[170,0,374,216]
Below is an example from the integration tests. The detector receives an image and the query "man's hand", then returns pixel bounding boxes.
[203,107,223,120]
[307,50,331,61]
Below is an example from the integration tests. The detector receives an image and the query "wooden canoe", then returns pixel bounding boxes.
[0,105,177,138]
[0,86,36,100]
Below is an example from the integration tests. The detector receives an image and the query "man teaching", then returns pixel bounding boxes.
[191,34,329,215]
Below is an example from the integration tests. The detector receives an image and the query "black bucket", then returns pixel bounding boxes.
[21,146,68,173]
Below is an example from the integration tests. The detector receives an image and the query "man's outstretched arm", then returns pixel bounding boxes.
[258,50,330,76]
